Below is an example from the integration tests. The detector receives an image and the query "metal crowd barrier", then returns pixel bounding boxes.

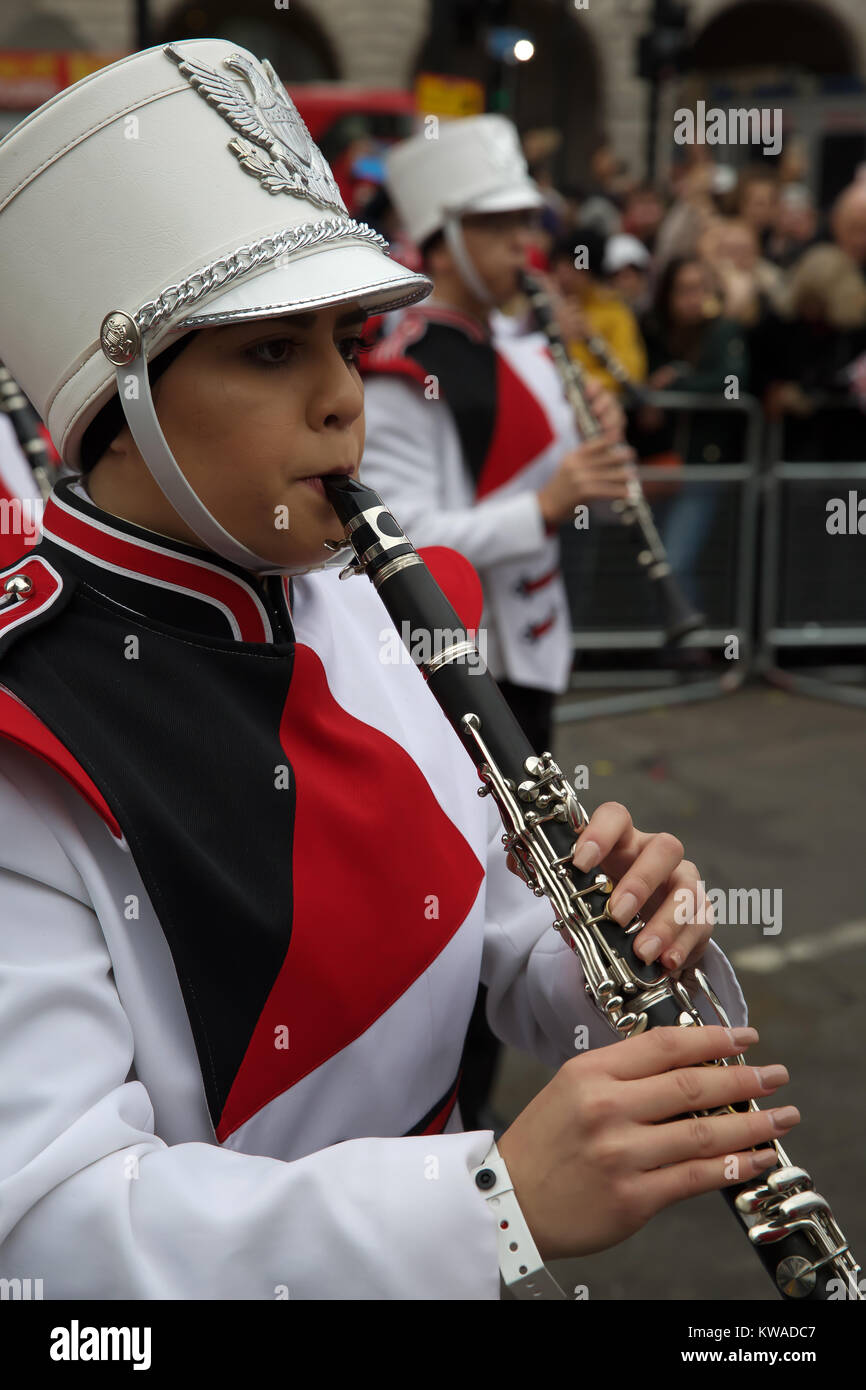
[758,400,866,708]
[556,391,763,721]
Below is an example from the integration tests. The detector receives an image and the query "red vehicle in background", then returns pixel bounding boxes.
[287,85,417,214]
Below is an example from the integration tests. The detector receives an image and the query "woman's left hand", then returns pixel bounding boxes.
[571,801,713,971]
[582,374,626,442]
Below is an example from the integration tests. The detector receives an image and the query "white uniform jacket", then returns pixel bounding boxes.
[361,302,579,693]
[0,477,747,1299]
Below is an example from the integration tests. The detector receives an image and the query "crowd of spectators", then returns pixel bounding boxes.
[512,135,866,612]
[517,131,866,466]
[355,127,866,464]
[352,125,866,621]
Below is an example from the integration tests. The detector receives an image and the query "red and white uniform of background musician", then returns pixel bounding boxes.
[361,303,580,694]
[0,482,747,1300]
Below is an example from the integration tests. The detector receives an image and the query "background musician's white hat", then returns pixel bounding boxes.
[384,115,543,304]
[0,38,431,573]
[603,233,651,276]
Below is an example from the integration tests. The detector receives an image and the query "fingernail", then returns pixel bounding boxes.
[750,1149,777,1174]
[771,1106,800,1131]
[727,1027,758,1047]
[664,947,683,969]
[756,1065,788,1090]
[573,839,600,872]
[636,933,661,961]
[610,892,638,926]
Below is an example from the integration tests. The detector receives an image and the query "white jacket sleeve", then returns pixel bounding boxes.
[479,798,749,1067]
[362,375,549,568]
[0,771,500,1301]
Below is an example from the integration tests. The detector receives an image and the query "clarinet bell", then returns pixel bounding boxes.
[657,571,704,645]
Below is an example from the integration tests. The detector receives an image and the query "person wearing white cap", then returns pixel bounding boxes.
[603,232,653,313]
[360,116,638,1131]
[0,41,765,1302]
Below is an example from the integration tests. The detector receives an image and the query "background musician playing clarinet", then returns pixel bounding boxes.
[0,41,796,1301]
[361,116,637,1130]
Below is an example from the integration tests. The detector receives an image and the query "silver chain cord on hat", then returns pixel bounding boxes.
[134,217,390,340]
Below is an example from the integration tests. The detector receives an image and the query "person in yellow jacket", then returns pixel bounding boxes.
[546,226,648,394]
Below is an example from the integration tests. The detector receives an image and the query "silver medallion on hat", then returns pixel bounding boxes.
[165,44,348,217]
[100,311,141,366]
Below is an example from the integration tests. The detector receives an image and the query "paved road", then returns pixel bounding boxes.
[491,685,866,1301]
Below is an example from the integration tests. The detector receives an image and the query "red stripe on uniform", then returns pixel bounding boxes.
[41,495,269,642]
[520,566,559,594]
[419,1076,461,1135]
[0,683,123,838]
[476,353,555,499]
[528,615,556,640]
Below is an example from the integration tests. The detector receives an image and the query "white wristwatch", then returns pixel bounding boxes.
[472,1140,568,1300]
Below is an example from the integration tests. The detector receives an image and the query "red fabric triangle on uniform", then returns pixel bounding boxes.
[216,643,485,1140]
[475,351,554,499]
[0,683,122,838]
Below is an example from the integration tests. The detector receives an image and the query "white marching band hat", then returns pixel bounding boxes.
[0,38,432,573]
[385,115,543,305]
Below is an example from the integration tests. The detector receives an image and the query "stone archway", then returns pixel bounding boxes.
[509,0,602,189]
[414,0,601,187]
[152,0,340,81]
[689,0,858,75]
[0,11,87,48]
[672,0,866,203]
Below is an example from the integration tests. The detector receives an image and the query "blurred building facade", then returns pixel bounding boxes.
[2,0,866,196]
[0,0,431,83]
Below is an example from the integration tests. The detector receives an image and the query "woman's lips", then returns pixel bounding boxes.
[300,469,354,496]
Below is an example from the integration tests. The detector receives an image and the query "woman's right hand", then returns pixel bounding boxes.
[496,1025,798,1262]
[646,364,680,390]
[536,439,635,525]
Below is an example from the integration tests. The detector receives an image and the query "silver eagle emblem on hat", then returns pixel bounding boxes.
[165,44,348,217]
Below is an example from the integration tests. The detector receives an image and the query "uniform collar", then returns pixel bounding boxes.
[38,475,294,645]
[411,299,491,343]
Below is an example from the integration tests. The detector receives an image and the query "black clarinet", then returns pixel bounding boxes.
[322,471,863,1303]
[580,330,647,411]
[519,271,704,645]
[0,360,58,501]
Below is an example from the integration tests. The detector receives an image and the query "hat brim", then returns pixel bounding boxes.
[605,255,650,274]
[449,184,545,220]
[179,238,431,329]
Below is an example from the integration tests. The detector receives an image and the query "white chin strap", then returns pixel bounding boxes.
[115,355,349,578]
[443,214,497,306]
